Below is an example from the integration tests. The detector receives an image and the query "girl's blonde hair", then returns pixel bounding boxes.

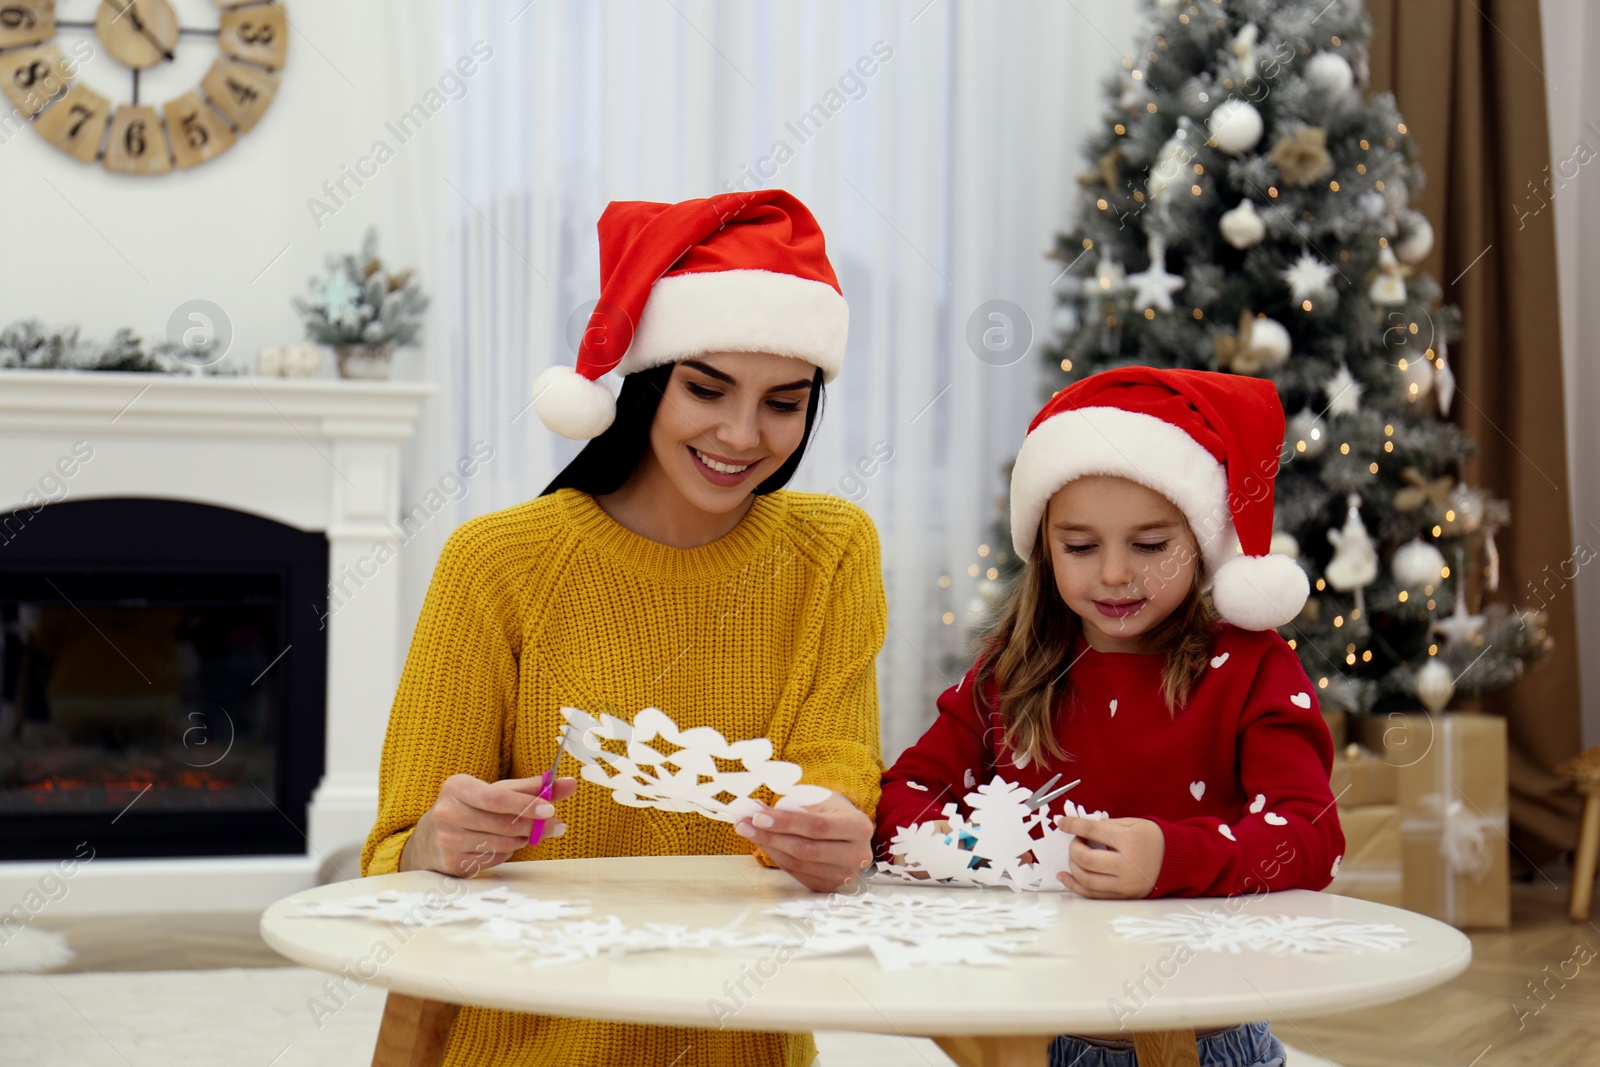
[973,515,1217,767]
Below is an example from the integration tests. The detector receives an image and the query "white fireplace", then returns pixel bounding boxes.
[0,370,432,913]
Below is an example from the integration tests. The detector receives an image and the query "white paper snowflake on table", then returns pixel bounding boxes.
[1111,913,1412,954]
[464,914,779,969]
[765,891,1059,972]
[877,776,1110,892]
[559,706,831,823]
[292,886,590,926]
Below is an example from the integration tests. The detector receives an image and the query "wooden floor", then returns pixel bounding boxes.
[27,873,1600,1067]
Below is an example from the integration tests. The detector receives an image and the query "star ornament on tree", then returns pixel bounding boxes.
[1127,237,1186,312]
[1323,364,1363,417]
[1282,251,1339,307]
[1433,589,1487,650]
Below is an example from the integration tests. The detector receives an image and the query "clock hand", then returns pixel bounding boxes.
[101,0,175,62]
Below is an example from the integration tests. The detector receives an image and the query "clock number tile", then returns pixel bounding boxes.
[218,5,286,70]
[0,0,55,50]
[164,88,235,167]
[200,55,277,132]
[34,80,112,163]
[103,102,172,174]
[0,42,69,117]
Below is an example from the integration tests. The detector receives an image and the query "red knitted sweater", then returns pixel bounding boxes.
[876,624,1345,897]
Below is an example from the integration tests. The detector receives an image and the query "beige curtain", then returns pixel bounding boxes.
[1367,0,1583,866]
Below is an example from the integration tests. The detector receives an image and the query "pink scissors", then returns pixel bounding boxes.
[528,726,575,846]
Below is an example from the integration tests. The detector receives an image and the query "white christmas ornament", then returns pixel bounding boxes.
[1358,191,1388,222]
[1270,531,1301,558]
[1219,200,1267,249]
[1325,494,1379,597]
[1229,23,1261,76]
[1147,135,1193,202]
[559,706,831,823]
[1281,251,1339,306]
[1413,658,1455,715]
[1485,526,1501,592]
[1248,317,1292,367]
[1305,52,1356,97]
[1127,237,1187,312]
[1433,589,1487,650]
[1208,99,1264,155]
[1434,337,1456,416]
[1391,538,1447,588]
[1383,177,1410,213]
[878,775,1109,892]
[1399,352,1434,403]
[1396,213,1435,264]
[1323,364,1364,417]
[1287,408,1328,458]
[1368,246,1409,307]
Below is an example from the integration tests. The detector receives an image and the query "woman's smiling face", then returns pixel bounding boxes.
[645,351,818,516]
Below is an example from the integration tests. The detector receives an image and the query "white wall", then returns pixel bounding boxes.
[1540,0,1600,749]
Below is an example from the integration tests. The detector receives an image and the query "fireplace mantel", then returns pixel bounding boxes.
[0,370,434,913]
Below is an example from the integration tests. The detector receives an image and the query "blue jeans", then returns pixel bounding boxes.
[1047,1022,1286,1067]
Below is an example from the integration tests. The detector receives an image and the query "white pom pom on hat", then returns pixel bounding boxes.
[532,365,617,441]
[534,189,849,439]
[1010,366,1309,631]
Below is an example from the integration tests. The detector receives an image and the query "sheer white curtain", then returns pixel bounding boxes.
[426,0,1142,758]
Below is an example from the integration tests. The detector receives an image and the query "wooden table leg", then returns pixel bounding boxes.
[932,1034,1053,1066]
[1569,788,1600,922]
[1133,1028,1201,1067]
[371,992,460,1067]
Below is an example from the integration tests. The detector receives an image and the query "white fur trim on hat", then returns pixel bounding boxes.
[1011,407,1236,575]
[532,365,617,439]
[619,269,848,380]
[1211,552,1311,630]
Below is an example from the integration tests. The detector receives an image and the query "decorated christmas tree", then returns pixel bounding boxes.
[1012,0,1549,716]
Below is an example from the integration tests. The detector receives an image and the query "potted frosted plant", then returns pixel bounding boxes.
[293,228,429,380]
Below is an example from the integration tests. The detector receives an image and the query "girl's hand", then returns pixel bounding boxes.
[1054,815,1165,899]
[400,774,578,876]
[735,791,874,893]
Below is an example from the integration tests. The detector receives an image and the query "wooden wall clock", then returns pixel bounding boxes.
[0,0,286,174]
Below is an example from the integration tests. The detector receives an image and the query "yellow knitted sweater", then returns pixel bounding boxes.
[362,487,887,1067]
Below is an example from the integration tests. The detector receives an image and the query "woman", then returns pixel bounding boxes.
[362,190,887,1067]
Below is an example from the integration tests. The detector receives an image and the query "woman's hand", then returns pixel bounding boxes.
[735,791,874,893]
[1054,815,1165,899]
[400,774,578,876]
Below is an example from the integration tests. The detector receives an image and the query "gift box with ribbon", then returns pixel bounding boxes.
[1329,743,1399,808]
[1355,711,1510,929]
[1324,803,1402,906]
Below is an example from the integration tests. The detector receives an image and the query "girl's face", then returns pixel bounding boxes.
[1044,475,1199,654]
[645,351,817,515]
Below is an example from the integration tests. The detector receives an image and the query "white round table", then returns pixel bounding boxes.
[261,855,1471,1067]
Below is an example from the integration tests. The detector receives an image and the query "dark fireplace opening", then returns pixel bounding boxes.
[0,499,327,861]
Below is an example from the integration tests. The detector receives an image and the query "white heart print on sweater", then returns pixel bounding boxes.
[1264,812,1288,826]
[1250,794,1266,814]
[1331,855,1343,877]
[1218,824,1236,841]
[1210,652,1229,669]
[1190,781,1206,801]
[1110,699,1118,717]
[1290,692,1312,709]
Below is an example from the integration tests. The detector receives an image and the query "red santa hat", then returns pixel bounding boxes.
[1010,366,1308,631]
[532,189,849,439]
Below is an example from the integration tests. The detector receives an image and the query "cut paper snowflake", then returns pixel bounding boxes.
[292,887,590,926]
[1111,913,1411,955]
[462,915,778,969]
[559,706,831,824]
[765,891,1058,972]
[877,775,1110,892]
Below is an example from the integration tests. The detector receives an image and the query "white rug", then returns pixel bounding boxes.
[0,966,1340,1065]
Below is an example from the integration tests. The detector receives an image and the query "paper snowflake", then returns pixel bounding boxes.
[559,706,832,823]
[463,915,779,969]
[292,887,590,926]
[765,891,1058,972]
[1111,913,1412,954]
[877,776,1109,891]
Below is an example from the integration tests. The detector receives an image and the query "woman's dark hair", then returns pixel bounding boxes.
[541,361,827,497]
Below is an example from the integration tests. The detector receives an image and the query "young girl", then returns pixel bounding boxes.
[368,190,886,1067]
[877,366,1345,1067]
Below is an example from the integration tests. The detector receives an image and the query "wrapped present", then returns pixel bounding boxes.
[1355,711,1509,929]
[1329,744,1398,808]
[1322,708,1348,749]
[1324,803,1402,906]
